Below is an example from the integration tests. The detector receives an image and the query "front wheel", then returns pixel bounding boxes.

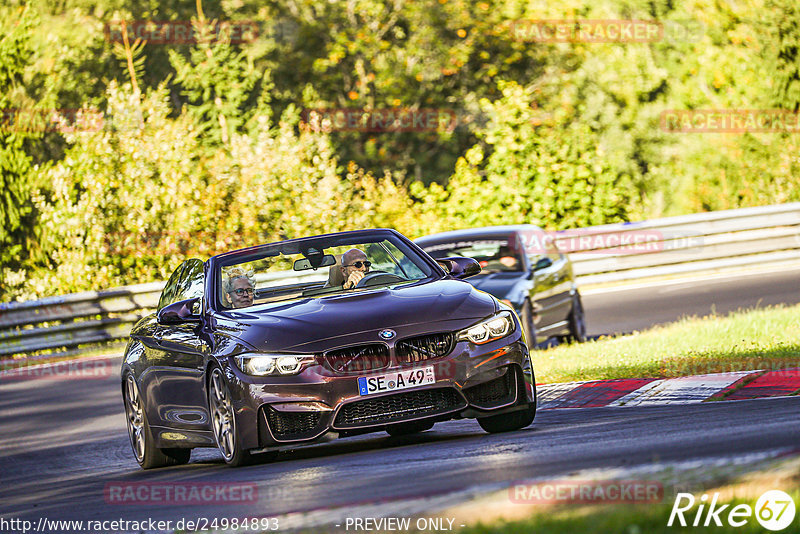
[208,368,253,467]
[520,298,537,349]
[563,293,587,343]
[477,402,536,433]
[124,374,191,469]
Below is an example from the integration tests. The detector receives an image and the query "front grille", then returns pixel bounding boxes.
[334,388,464,428]
[322,344,390,374]
[264,407,322,440]
[395,332,455,364]
[463,367,516,408]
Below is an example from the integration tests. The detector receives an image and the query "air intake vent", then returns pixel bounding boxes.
[334,388,465,428]
[264,407,322,440]
[395,332,455,364]
[322,344,390,374]
[463,367,516,408]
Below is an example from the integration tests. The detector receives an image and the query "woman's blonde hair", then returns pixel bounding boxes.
[223,267,255,294]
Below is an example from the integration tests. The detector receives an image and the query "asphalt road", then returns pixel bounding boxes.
[583,266,800,336]
[1,268,799,531]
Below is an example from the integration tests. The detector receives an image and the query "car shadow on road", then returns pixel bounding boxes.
[533,333,632,350]
[190,424,529,468]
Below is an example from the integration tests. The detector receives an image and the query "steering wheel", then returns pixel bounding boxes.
[355,271,407,288]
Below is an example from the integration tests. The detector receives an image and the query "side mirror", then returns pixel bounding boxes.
[438,256,481,279]
[157,297,201,324]
[533,257,553,272]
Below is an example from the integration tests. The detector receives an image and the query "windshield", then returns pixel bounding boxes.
[216,234,436,310]
[420,235,523,273]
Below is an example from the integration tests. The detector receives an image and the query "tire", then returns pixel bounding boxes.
[520,298,537,349]
[124,374,191,469]
[208,367,253,467]
[478,368,536,433]
[477,402,536,433]
[564,293,587,343]
[386,420,434,437]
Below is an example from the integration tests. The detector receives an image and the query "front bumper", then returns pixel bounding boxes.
[229,335,533,450]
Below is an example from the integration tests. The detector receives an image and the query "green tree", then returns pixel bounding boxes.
[169,13,267,147]
[768,0,800,112]
[414,81,636,233]
[0,7,40,270]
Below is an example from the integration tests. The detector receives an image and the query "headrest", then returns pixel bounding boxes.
[326,254,344,287]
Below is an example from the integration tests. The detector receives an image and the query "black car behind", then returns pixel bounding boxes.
[415,225,586,347]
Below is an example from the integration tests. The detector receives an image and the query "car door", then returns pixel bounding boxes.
[531,235,572,335]
[135,261,187,424]
[142,259,211,433]
[545,238,574,326]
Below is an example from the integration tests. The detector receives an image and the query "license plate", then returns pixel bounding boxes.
[357,366,435,396]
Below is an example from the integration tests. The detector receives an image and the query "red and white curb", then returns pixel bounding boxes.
[538,368,800,409]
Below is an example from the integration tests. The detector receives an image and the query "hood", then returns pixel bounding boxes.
[212,279,497,352]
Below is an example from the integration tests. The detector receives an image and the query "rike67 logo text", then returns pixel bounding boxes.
[668,490,796,531]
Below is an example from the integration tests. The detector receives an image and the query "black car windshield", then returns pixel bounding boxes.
[421,235,523,273]
[216,234,436,310]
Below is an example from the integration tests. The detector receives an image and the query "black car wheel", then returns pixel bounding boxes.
[385,420,434,437]
[477,402,536,433]
[520,298,537,349]
[124,374,191,469]
[478,370,536,433]
[208,368,253,467]
[562,293,587,343]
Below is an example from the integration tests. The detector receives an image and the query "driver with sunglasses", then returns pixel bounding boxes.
[340,248,372,289]
[223,267,256,308]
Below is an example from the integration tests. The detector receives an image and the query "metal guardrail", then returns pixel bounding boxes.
[0,282,164,361]
[2,203,799,360]
[560,202,800,285]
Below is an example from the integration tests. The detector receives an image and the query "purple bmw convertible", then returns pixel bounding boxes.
[121,229,536,468]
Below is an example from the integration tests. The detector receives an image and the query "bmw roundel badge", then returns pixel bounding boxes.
[378,329,396,340]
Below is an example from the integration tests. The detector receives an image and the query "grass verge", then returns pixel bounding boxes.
[448,454,800,534]
[532,305,800,384]
[457,494,800,534]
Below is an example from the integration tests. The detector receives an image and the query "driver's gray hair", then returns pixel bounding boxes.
[223,267,255,293]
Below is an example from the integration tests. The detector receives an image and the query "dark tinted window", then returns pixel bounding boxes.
[420,235,523,272]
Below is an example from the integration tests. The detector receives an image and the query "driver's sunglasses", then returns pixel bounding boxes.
[344,260,371,269]
[231,288,255,296]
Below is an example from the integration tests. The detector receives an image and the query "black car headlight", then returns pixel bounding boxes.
[457,311,516,345]
[234,353,315,376]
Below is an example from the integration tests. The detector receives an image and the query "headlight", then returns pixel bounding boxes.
[234,353,315,376]
[457,311,515,345]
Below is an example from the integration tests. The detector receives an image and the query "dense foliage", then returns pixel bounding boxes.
[1,0,798,300]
